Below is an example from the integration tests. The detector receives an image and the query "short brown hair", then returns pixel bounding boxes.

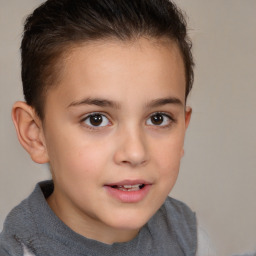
[21,0,194,119]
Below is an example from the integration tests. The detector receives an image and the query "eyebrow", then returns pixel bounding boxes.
[146,97,183,108]
[67,96,183,109]
[67,97,120,109]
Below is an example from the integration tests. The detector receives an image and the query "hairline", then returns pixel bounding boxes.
[38,36,187,121]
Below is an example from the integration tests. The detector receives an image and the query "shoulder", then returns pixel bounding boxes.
[0,223,24,256]
[147,196,197,255]
[162,197,217,256]
[0,197,31,256]
[0,181,54,256]
[163,198,217,256]
[162,196,197,230]
[0,184,42,256]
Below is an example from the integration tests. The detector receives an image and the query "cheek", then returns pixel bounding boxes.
[153,134,185,172]
[50,134,110,180]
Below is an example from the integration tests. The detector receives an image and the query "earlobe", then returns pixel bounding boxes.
[12,101,49,164]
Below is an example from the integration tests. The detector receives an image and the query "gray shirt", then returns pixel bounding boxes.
[0,180,197,256]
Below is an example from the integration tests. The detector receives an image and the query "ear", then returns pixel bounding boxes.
[181,106,192,158]
[185,106,192,130]
[12,101,49,164]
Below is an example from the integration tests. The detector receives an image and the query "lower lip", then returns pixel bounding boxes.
[104,185,152,203]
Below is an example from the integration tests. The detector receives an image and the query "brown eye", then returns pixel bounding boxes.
[90,115,103,126]
[146,113,173,127]
[84,113,110,127]
[151,114,164,125]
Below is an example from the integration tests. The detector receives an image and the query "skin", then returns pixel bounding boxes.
[12,38,191,245]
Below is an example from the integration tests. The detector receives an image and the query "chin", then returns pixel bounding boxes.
[105,210,153,231]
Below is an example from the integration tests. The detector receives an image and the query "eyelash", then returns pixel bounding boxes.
[146,112,176,128]
[80,112,176,130]
[80,112,112,131]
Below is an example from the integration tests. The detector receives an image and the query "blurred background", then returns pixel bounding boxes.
[0,1,255,255]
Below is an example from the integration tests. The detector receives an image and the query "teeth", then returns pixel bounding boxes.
[116,184,143,191]
[122,184,141,189]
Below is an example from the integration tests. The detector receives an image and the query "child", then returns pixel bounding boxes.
[0,0,213,255]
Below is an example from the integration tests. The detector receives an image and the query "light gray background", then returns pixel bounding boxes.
[0,1,255,255]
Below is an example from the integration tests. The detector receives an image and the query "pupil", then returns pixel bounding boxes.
[90,115,102,126]
[151,114,163,125]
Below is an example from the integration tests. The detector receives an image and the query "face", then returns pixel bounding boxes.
[41,38,191,244]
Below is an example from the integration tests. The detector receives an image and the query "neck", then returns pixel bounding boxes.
[47,192,140,245]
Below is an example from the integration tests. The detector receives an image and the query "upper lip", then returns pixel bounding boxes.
[105,179,152,187]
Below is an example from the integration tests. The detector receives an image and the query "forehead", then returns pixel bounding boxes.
[46,38,186,108]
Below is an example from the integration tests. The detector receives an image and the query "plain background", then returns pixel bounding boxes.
[0,1,255,255]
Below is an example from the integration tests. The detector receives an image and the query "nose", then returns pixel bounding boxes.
[113,127,149,167]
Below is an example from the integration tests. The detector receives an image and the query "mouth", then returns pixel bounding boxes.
[110,184,145,192]
[104,180,151,203]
